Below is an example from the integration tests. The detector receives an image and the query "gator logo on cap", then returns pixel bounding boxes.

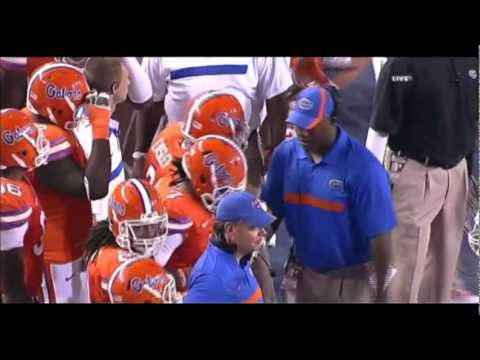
[298,97,314,111]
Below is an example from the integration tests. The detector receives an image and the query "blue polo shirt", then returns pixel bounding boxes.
[261,127,396,270]
[183,241,263,304]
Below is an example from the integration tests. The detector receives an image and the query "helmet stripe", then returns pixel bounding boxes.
[129,179,152,214]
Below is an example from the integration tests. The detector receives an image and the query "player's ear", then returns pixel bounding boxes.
[224,222,235,243]
[111,82,120,95]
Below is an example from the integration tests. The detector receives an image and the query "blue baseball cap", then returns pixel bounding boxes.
[216,191,276,228]
[287,86,335,130]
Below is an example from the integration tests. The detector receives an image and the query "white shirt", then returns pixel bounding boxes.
[73,118,125,222]
[142,57,293,130]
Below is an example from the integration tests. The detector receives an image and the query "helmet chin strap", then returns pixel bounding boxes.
[64,95,77,112]
[11,153,27,168]
[228,118,236,140]
[46,107,57,124]
[210,163,218,190]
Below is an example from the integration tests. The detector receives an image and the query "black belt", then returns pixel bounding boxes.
[401,152,462,170]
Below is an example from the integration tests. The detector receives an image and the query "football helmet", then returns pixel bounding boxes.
[182,135,247,213]
[0,109,49,171]
[290,57,329,87]
[183,91,249,149]
[27,63,90,130]
[108,179,168,258]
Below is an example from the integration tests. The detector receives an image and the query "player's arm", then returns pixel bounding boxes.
[257,57,293,166]
[36,94,112,200]
[261,145,287,241]
[367,58,413,163]
[370,233,390,303]
[132,58,168,177]
[155,216,192,264]
[122,57,153,109]
[36,140,110,200]
[136,100,165,155]
[349,160,397,303]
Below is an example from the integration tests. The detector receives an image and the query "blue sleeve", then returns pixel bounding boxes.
[261,144,286,219]
[183,273,232,303]
[349,160,397,240]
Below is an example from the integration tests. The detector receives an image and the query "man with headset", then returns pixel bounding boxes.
[261,85,397,303]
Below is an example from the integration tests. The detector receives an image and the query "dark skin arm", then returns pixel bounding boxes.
[132,100,165,178]
[370,232,390,303]
[36,139,111,200]
[0,248,32,303]
[265,217,283,245]
[259,91,290,169]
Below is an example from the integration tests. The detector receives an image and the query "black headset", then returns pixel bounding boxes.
[322,84,341,124]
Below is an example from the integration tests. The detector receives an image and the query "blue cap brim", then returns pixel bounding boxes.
[286,110,319,130]
[244,209,276,228]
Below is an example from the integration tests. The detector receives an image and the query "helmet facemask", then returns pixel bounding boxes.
[142,273,180,303]
[115,212,168,258]
[13,124,50,170]
[200,161,246,213]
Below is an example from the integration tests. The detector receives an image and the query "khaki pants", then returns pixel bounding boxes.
[295,264,375,303]
[386,158,468,303]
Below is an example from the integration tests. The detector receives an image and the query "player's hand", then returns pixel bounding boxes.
[81,91,112,140]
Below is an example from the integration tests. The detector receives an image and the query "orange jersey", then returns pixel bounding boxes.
[26,124,92,263]
[162,184,214,271]
[0,177,45,299]
[88,245,172,303]
[144,123,186,187]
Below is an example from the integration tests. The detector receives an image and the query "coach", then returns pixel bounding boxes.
[184,191,275,303]
[261,86,397,303]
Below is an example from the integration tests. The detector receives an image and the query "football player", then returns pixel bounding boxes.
[86,179,180,303]
[0,109,50,303]
[25,63,112,303]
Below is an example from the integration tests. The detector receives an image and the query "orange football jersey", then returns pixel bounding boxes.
[0,177,45,299]
[162,184,214,271]
[26,124,92,263]
[144,123,186,187]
